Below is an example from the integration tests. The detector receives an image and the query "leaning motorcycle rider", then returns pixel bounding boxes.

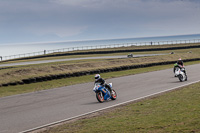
[94,74,112,93]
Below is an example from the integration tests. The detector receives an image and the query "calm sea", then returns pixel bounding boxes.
[0,34,200,57]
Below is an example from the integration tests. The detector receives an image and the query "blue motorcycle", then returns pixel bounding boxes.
[93,83,117,103]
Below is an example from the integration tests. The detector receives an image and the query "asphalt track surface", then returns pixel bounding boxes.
[0,54,165,67]
[0,63,200,133]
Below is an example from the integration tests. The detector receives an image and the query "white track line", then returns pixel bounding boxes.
[20,79,200,133]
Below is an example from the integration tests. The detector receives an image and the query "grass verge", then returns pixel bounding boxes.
[40,81,200,133]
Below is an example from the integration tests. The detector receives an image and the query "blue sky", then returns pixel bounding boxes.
[0,0,200,44]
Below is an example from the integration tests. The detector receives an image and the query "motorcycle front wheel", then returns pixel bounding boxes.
[96,92,104,103]
[178,74,184,82]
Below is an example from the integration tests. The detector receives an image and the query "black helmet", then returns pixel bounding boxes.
[178,58,183,65]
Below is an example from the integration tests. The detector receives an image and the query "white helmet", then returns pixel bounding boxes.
[95,74,100,81]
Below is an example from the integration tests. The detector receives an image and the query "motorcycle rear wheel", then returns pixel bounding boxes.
[185,75,187,81]
[111,89,117,100]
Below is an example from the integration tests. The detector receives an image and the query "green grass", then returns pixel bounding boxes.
[40,81,200,133]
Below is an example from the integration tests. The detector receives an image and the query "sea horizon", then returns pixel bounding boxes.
[0,33,200,57]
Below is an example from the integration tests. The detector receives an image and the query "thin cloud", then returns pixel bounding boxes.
[0,0,200,44]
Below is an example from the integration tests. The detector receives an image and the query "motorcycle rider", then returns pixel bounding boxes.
[174,58,186,76]
[94,74,112,99]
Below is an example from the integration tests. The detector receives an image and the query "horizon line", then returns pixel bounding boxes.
[0,33,200,46]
